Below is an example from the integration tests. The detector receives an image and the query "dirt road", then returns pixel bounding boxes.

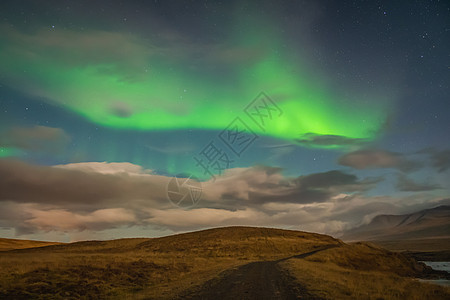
[178,246,337,300]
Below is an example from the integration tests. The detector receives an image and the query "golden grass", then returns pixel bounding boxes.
[0,228,448,299]
[282,242,450,299]
[0,251,245,299]
[0,227,341,299]
[0,238,62,251]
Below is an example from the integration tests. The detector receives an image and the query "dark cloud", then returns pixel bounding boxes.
[0,159,168,208]
[430,149,450,172]
[1,159,375,214]
[295,133,368,148]
[0,159,175,234]
[0,125,70,154]
[110,102,133,118]
[396,174,441,192]
[415,148,450,172]
[204,168,378,207]
[338,149,420,172]
[255,170,364,204]
[294,170,358,188]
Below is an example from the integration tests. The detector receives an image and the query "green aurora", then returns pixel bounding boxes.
[0,18,390,147]
[0,147,20,158]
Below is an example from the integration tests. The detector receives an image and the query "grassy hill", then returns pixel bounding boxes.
[283,242,449,299]
[0,227,448,299]
[0,238,62,251]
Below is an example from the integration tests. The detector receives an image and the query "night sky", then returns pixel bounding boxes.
[0,0,449,242]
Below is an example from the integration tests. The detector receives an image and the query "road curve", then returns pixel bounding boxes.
[178,246,338,300]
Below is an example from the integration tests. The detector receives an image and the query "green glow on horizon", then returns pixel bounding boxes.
[0,147,21,157]
[0,15,390,147]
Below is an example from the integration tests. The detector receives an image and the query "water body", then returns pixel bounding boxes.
[419,261,450,287]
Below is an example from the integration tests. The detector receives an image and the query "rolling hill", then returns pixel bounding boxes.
[0,226,448,299]
[0,238,62,251]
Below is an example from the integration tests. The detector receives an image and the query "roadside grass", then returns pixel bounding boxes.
[1,228,447,299]
[0,227,340,299]
[282,242,450,299]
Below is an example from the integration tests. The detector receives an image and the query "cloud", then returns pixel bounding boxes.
[0,159,444,239]
[430,149,450,172]
[295,133,368,148]
[145,207,268,230]
[0,125,70,154]
[396,174,441,192]
[252,170,379,205]
[0,202,136,235]
[338,149,420,172]
[259,143,295,161]
[415,148,450,172]
[24,207,136,232]
[143,193,447,236]
[0,26,153,77]
[110,102,134,118]
[0,159,168,207]
[54,161,152,175]
[0,24,264,86]
[201,167,379,209]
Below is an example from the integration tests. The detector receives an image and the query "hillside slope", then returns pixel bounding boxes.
[283,242,450,299]
[0,226,448,299]
[341,205,450,244]
[0,238,63,251]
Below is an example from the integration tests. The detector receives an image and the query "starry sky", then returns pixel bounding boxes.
[0,0,449,242]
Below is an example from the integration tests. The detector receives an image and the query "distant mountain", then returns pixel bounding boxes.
[341,205,450,242]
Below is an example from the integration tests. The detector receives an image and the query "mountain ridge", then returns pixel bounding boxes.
[341,205,450,244]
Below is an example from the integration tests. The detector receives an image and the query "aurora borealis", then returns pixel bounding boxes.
[0,0,449,241]
[0,6,387,143]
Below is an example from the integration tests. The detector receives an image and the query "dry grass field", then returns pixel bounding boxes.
[373,238,450,252]
[282,242,450,299]
[0,227,448,299]
[0,238,62,252]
